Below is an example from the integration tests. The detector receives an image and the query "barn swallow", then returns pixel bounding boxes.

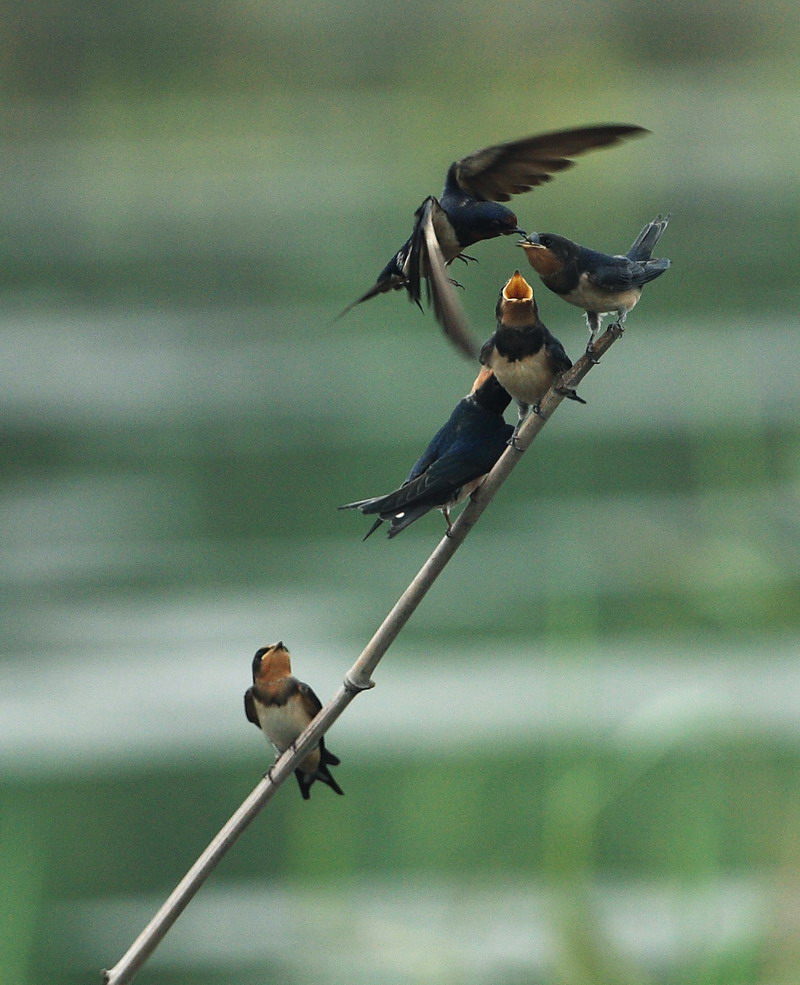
[244,642,343,800]
[339,369,513,538]
[340,124,648,355]
[519,215,670,347]
[480,271,585,434]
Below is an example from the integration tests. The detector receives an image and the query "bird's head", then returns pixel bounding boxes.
[470,202,526,241]
[518,232,571,277]
[252,642,292,683]
[496,270,538,326]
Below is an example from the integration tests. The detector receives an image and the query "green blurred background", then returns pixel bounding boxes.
[2,1,800,983]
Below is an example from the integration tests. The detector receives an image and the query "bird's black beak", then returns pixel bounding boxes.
[509,226,527,237]
[275,640,284,649]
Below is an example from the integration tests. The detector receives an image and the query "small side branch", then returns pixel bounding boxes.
[102,323,621,985]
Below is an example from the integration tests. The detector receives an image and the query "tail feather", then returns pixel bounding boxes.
[321,744,340,767]
[335,279,397,320]
[626,214,670,261]
[340,495,419,540]
[318,764,344,796]
[638,256,671,284]
[386,503,437,538]
[295,770,312,800]
[362,517,384,541]
[295,764,344,799]
[338,496,384,513]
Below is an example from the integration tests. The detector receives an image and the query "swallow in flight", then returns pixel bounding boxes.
[339,369,513,538]
[340,124,648,356]
[244,642,343,800]
[519,214,670,346]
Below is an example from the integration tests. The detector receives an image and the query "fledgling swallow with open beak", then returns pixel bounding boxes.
[519,215,671,347]
[339,368,513,539]
[244,642,343,800]
[339,124,648,357]
[480,271,585,436]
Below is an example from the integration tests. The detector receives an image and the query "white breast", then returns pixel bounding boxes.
[430,210,462,261]
[491,354,552,406]
[256,700,308,753]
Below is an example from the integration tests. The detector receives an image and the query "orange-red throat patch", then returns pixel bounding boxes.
[255,643,293,683]
[519,242,563,278]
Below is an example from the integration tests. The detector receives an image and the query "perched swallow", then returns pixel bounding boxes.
[519,215,671,345]
[480,271,585,431]
[244,642,343,800]
[340,124,648,355]
[339,369,513,538]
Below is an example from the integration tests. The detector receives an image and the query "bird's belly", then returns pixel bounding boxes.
[257,701,308,753]
[439,474,485,512]
[567,276,641,314]
[492,354,552,405]
[452,475,485,504]
[431,212,463,261]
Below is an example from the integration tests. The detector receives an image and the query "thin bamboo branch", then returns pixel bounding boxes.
[101,322,621,985]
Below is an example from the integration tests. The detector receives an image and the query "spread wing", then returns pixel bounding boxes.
[453,124,647,203]
[410,197,479,359]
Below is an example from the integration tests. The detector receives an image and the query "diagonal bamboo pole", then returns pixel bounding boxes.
[102,324,622,985]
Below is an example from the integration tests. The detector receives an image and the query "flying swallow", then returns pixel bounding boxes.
[480,271,585,434]
[244,642,343,800]
[340,124,648,356]
[519,215,671,346]
[339,369,513,538]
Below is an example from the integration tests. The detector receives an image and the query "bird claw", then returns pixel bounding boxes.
[506,429,524,450]
[454,252,479,265]
[585,340,600,365]
[610,321,625,339]
[447,277,465,290]
[532,403,547,419]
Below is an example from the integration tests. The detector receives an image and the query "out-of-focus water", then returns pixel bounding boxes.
[4,19,800,980]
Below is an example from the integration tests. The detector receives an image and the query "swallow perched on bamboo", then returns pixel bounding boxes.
[244,642,343,800]
[480,271,585,434]
[519,215,671,347]
[339,368,513,539]
[340,124,648,357]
